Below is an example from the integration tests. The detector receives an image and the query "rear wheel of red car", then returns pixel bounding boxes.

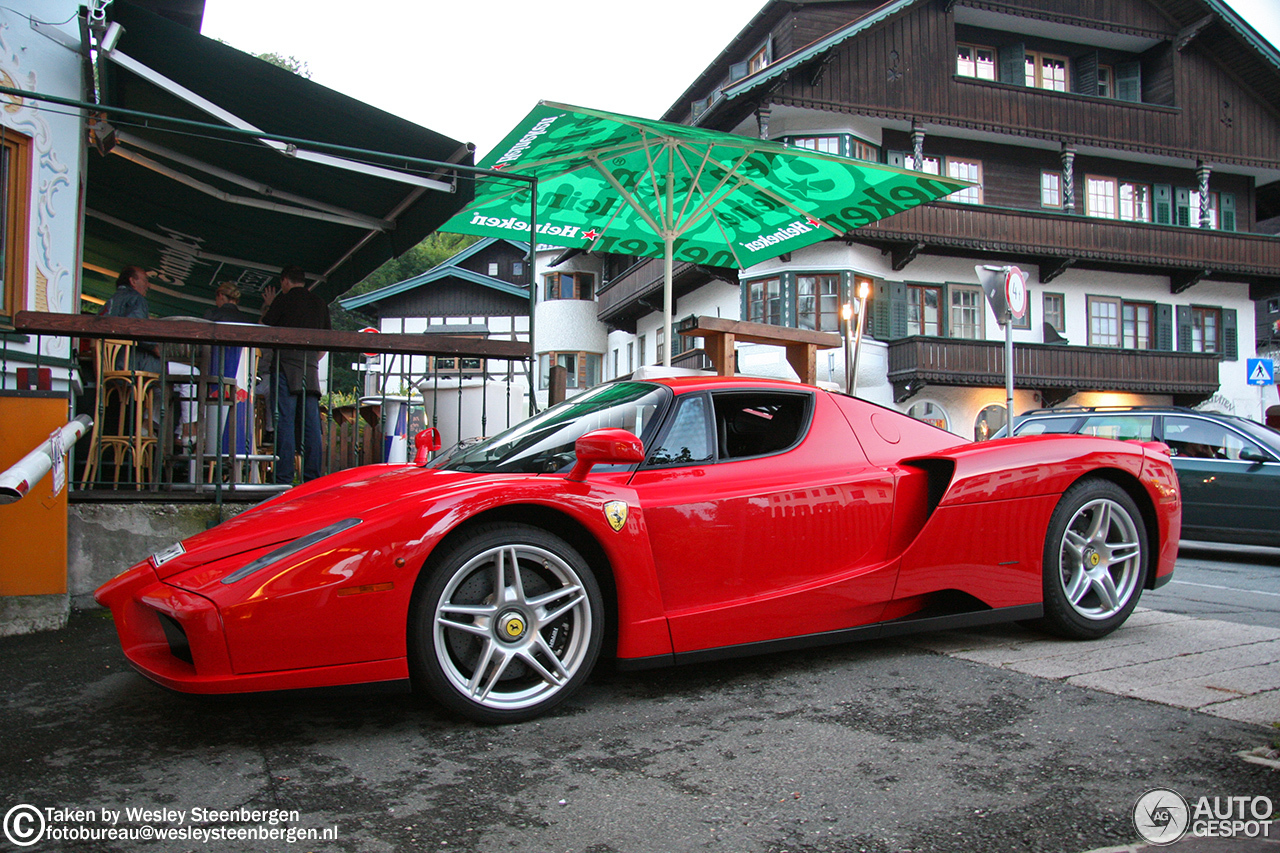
[409,524,603,724]
[1039,479,1147,640]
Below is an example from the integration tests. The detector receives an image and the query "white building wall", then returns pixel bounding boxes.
[0,3,85,392]
[594,236,1261,440]
[532,250,607,406]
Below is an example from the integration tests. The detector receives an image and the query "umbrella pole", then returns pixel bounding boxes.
[663,235,674,368]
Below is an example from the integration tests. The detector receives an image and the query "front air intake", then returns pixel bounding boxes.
[156,612,193,665]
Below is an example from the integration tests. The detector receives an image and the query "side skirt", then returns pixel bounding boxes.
[615,603,1044,672]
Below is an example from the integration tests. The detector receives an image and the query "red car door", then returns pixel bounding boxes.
[628,389,899,655]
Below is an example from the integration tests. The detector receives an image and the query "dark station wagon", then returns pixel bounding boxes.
[1004,407,1280,548]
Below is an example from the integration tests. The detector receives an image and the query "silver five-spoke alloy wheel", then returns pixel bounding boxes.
[411,524,603,723]
[1040,478,1148,639]
[1057,496,1142,620]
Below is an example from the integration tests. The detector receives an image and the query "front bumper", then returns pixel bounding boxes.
[94,563,407,694]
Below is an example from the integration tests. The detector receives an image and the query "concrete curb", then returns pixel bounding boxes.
[904,607,1280,728]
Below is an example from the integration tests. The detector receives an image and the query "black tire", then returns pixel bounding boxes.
[1038,478,1147,640]
[408,523,604,724]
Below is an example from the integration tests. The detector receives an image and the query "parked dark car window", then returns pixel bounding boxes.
[1164,415,1265,461]
[1078,415,1155,442]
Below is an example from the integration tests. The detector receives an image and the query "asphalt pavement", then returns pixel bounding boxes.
[2,596,1276,853]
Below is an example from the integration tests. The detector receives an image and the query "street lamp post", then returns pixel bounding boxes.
[841,302,854,395]
[850,279,870,398]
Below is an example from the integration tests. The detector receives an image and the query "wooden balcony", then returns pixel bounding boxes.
[850,203,1280,288]
[596,258,739,332]
[888,337,1222,405]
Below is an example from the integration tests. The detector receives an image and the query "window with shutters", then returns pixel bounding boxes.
[1160,186,1234,230]
[907,284,942,336]
[1123,302,1155,350]
[1190,307,1220,354]
[1177,305,1236,359]
[1089,298,1166,350]
[1025,52,1069,91]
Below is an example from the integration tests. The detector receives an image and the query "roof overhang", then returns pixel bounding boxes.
[83,1,476,317]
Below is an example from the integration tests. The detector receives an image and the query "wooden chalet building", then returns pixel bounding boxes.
[591,0,1280,436]
[338,238,532,443]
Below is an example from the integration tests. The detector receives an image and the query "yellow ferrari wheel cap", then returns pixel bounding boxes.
[604,500,629,532]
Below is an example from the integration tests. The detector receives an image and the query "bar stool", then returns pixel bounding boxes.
[82,339,159,488]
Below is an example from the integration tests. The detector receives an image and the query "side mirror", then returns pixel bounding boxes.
[1239,448,1271,464]
[414,428,442,465]
[565,428,645,482]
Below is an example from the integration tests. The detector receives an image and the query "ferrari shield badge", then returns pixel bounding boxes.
[603,500,628,532]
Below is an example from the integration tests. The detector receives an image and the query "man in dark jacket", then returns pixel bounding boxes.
[99,266,162,373]
[260,266,330,484]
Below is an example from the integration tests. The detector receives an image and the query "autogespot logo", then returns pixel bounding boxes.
[4,804,46,847]
[1134,788,1191,845]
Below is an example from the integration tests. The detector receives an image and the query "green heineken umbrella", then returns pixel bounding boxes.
[444,101,969,366]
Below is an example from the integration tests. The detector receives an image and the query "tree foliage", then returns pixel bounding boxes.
[344,232,480,299]
[255,51,312,78]
[327,232,481,395]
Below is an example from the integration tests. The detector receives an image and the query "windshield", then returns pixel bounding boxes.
[436,382,671,474]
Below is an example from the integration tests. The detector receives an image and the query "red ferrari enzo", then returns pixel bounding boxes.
[97,376,1181,723]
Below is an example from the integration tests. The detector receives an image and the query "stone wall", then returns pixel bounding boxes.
[67,503,250,610]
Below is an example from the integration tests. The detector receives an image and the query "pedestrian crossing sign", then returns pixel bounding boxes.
[1247,358,1275,385]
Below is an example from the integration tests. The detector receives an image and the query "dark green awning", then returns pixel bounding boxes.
[84,1,474,317]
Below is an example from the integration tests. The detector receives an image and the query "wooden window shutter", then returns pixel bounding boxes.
[1073,51,1099,95]
[1155,303,1174,351]
[1223,308,1238,360]
[729,61,749,82]
[998,43,1026,86]
[1220,193,1236,232]
[1153,184,1172,225]
[1115,60,1142,102]
[1174,187,1192,227]
[1176,305,1192,352]
[781,271,795,327]
[890,280,909,339]
[871,279,905,339]
[888,150,907,168]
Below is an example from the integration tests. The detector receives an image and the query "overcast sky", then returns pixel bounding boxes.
[201,0,1280,160]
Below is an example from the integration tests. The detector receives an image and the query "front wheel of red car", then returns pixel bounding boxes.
[409,524,604,724]
[1039,479,1147,640]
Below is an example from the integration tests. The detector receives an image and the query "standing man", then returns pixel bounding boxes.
[261,266,330,484]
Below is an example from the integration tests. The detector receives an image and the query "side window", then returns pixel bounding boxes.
[1079,415,1154,441]
[647,395,715,466]
[713,393,810,460]
[1164,416,1261,460]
